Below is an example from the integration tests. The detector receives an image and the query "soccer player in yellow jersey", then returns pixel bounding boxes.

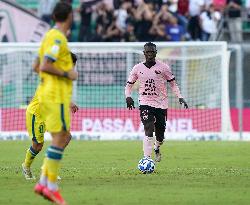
[21,53,78,180]
[33,2,77,205]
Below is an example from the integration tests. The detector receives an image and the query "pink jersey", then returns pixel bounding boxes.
[125,60,182,109]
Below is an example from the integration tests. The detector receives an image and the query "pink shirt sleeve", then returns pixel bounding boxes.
[125,66,138,98]
[162,63,175,81]
[163,63,183,99]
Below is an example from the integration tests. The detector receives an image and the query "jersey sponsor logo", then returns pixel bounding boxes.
[51,44,59,55]
[142,79,157,96]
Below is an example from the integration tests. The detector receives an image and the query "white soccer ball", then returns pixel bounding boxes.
[138,157,155,174]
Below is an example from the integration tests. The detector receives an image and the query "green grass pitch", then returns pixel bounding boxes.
[0,141,250,205]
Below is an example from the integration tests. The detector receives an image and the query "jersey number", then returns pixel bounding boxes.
[39,124,44,134]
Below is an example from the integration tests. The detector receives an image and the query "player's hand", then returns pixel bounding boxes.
[126,97,135,110]
[179,98,188,109]
[67,69,78,80]
[70,102,79,113]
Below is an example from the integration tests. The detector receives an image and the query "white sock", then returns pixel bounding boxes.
[143,136,154,158]
[39,175,47,186]
[48,181,58,191]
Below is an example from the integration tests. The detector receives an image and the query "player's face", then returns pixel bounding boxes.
[144,46,157,62]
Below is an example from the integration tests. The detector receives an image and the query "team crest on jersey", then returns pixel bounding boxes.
[142,110,149,120]
[155,70,161,74]
[54,39,61,44]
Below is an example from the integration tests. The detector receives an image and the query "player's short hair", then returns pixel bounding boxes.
[52,2,72,22]
[144,42,156,49]
[71,52,77,65]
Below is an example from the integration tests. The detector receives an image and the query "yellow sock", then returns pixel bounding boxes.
[47,158,61,182]
[41,157,48,176]
[39,157,48,186]
[46,146,64,190]
[24,146,38,167]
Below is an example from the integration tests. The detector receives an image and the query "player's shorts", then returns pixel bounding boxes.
[26,111,45,144]
[139,105,167,138]
[40,102,70,133]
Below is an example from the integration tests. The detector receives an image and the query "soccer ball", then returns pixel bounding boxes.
[138,157,155,174]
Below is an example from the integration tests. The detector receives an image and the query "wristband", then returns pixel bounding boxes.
[63,72,68,78]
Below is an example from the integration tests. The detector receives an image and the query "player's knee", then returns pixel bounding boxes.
[155,127,165,142]
[155,134,165,142]
[60,131,71,148]
[144,125,154,137]
[64,133,72,149]
[145,130,154,137]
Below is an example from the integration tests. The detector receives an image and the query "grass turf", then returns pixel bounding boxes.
[0,141,250,205]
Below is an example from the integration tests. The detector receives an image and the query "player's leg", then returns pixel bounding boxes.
[64,133,72,149]
[22,112,45,179]
[154,108,167,162]
[40,131,70,205]
[35,102,71,205]
[140,105,155,158]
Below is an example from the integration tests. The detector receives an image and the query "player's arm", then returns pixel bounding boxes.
[69,54,79,114]
[40,57,78,80]
[70,101,79,113]
[164,64,188,109]
[125,66,138,110]
[41,37,78,80]
[32,57,40,73]
[168,78,188,109]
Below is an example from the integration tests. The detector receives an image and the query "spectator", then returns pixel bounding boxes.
[103,15,122,41]
[178,0,189,16]
[38,0,57,25]
[78,0,101,41]
[154,3,173,23]
[134,1,155,41]
[200,4,221,41]
[114,1,131,32]
[165,16,185,41]
[149,18,167,41]
[165,0,189,39]
[95,2,113,36]
[88,24,104,41]
[149,4,172,41]
[188,0,205,40]
[122,20,138,41]
[226,0,242,42]
[213,0,226,11]
[113,0,123,9]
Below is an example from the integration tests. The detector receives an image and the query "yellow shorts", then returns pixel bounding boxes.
[40,102,70,133]
[26,111,45,144]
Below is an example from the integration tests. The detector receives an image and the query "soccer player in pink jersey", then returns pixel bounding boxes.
[125,42,188,162]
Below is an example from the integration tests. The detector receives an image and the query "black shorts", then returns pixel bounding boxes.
[139,105,167,130]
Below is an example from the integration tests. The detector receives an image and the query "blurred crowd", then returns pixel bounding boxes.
[35,0,249,42]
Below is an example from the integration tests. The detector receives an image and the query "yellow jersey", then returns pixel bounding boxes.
[38,28,73,103]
